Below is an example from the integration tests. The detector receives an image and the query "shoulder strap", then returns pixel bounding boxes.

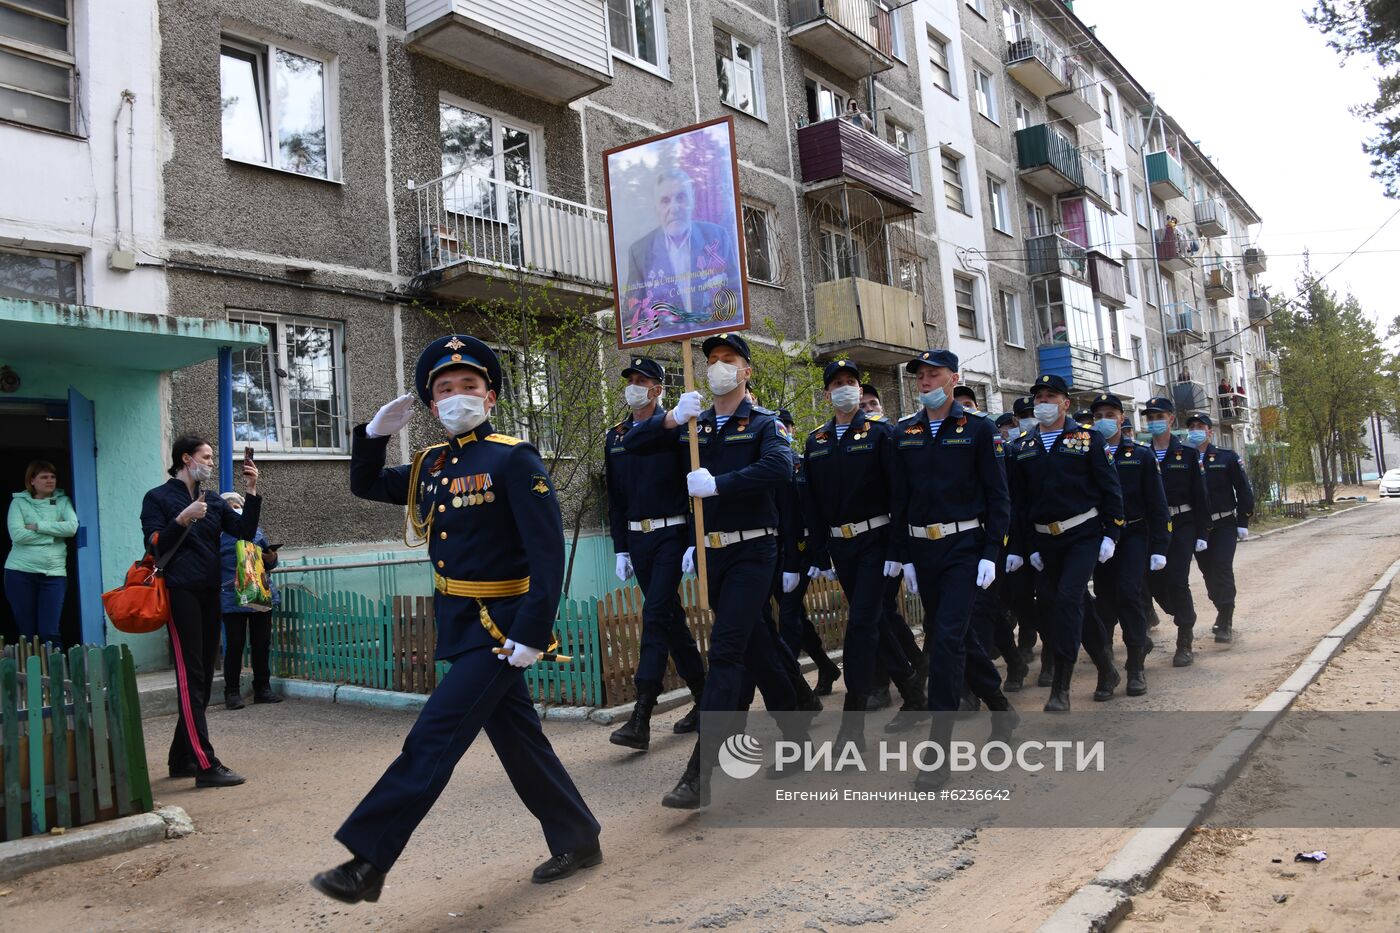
[152,518,197,572]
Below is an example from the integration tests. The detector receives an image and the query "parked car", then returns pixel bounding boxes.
[1380,469,1400,497]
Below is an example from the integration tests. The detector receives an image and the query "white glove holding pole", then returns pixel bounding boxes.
[1098,537,1116,564]
[882,560,903,578]
[1005,554,1024,574]
[681,546,696,574]
[366,393,416,438]
[901,563,918,595]
[1149,554,1167,572]
[615,553,633,583]
[1029,552,1044,572]
[687,468,718,498]
[1236,527,1248,541]
[782,572,800,593]
[497,638,543,669]
[671,391,703,425]
[1195,538,1209,553]
[807,565,822,578]
[820,569,837,581]
[976,559,996,589]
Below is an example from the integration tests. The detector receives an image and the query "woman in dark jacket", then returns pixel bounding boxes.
[140,435,261,788]
[219,491,282,709]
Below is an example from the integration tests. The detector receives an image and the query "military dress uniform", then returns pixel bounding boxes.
[605,357,706,749]
[1191,418,1255,642]
[1005,374,1124,712]
[1004,396,1043,675]
[322,336,600,899]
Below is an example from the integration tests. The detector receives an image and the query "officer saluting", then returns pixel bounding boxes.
[312,336,601,903]
[605,357,705,750]
[1005,374,1124,713]
[1185,413,1255,644]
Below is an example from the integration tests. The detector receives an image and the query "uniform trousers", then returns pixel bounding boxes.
[909,532,1002,711]
[1150,520,1198,629]
[829,531,899,697]
[1194,521,1239,611]
[777,574,827,667]
[698,537,797,717]
[970,554,1019,663]
[1091,524,1151,649]
[629,526,705,692]
[1035,524,1102,663]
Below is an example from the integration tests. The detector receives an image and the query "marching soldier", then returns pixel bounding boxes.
[1005,374,1124,713]
[996,412,1017,444]
[1142,397,1210,667]
[1088,393,1170,696]
[1186,413,1255,644]
[953,384,984,416]
[860,383,884,419]
[1007,395,1042,675]
[604,357,705,751]
[312,336,601,904]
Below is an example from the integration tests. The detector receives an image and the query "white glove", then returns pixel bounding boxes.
[497,638,543,669]
[671,391,703,424]
[1195,538,1209,553]
[883,560,903,578]
[1236,527,1248,541]
[682,546,696,574]
[366,393,416,438]
[687,468,718,498]
[782,571,800,593]
[1149,554,1167,572]
[902,563,919,595]
[1029,552,1044,572]
[1098,537,1116,564]
[976,559,996,589]
[1005,554,1024,574]
[807,565,822,578]
[820,569,837,581]
[615,553,633,583]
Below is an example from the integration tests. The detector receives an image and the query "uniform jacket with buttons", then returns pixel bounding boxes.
[603,410,689,554]
[350,421,563,658]
[1005,420,1124,555]
[1198,444,1255,529]
[140,479,261,591]
[1109,436,1171,555]
[800,410,896,569]
[1153,435,1210,539]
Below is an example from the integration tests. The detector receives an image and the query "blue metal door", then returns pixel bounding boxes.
[67,387,105,644]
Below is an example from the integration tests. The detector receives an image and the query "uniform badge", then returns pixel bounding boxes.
[531,474,552,497]
[814,431,830,443]
[904,423,925,435]
[736,418,749,432]
[444,336,466,350]
[776,421,790,440]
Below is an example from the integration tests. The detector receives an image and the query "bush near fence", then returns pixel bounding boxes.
[0,639,152,842]
[269,577,923,708]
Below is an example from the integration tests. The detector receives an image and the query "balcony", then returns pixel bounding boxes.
[1155,227,1194,272]
[405,0,612,104]
[1205,264,1236,300]
[1248,294,1271,325]
[1015,124,1083,195]
[788,0,895,78]
[813,277,923,364]
[1003,19,1067,98]
[410,171,611,305]
[1194,198,1229,238]
[1244,247,1267,275]
[1166,302,1205,341]
[797,118,916,209]
[1211,330,1244,362]
[1256,349,1280,375]
[1145,150,1188,201]
[1088,251,1126,308]
[1047,61,1099,126]
[1037,343,1102,391]
[1027,234,1087,280]
[1172,380,1209,413]
[1219,392,1250,425]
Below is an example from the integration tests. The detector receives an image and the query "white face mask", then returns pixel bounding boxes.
[1018,417,1037,433]
[230,506,243,516]
[436,393,487,436]
[1034,402,1063,426]
[830,384,861,413]
[624,384,654,410]
[187,462,213,483]
[707,360,741,396]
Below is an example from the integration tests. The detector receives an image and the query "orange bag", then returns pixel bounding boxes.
[102,527,191,635]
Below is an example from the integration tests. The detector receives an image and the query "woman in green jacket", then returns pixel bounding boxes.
[5,460,77,646]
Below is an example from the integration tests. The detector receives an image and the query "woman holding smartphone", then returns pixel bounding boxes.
[140,436,261,788]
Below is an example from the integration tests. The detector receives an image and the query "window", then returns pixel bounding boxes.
[1150,344,1165,384]
[941,150,966,213]
[1032,276,1095,347]
[804,76,844,123]
[1124,107,1139,148]
[220,38,335,180]
[885,119,919,191]
[896,250,918,292]
[999,289,1023,346]
[1132,336,1144,376]
[742,203,779,284]
[817,224,862,281]
[0,246,79,302]
[1002,2,1025,43]
[1025,200,1048,238]
[973,68,998,122]
[1132,185,1148,228]
[608,0,665,71]
[888,4,907,60]
[987,175,1011,233]
[928,31,954,96]
[715,27,763,118]
[1143,265,1158,306]
[230,312,348,453]
[1013,97,1032,131]
[1105,307,1121,356]
[1111,169,1124,213]
[492,345,560,454]
[1101,88,1116,131]
[968,0,989,16]
[954,273,980,338]
[0,0,73,132]
[1122,250,1136,296]
[440,99,538,218]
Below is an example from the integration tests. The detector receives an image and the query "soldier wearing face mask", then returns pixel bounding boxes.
[859,383,884,420]
[604,357,706,751]
[1186,413,1255,645]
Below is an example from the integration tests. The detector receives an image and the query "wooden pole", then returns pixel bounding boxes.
[680,339,711,611]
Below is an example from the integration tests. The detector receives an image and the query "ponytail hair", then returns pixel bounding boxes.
[168,435,211,477]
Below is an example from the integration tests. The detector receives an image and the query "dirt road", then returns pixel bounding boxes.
[6,503,1399,932]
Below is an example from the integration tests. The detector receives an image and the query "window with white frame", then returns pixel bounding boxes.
[1111,169,1124,213]
[928,31,954,96]
[1002,2,1024,42]
[887,3,907,60]
[1150,343,1164,383]
[742,202,779,284]
[0,245,79,302]
[817,224,862,281]
[954,273,980,338]
[973,68,998,122]
[608,0,665,72]
[1101,88,1116,131]
[1132,185,1148,228]
[987,175,1011,233]
[1122,250,1136,296]
[0,0,74,133]
[941,150,966,213]
[968,0,989,16]
[491,344,560,455]
[1025,200,1048,238]
[220,37,336,180]
[229,312,348,453]
[1124,106,1139,148]
[1132,335,1144,376]
[804,76,844,123]
[1105,307,1121,355]
[1000,288,1023,346]
[884,118,920,192]
[439,98,538,218]
[896,249,919,292]
[1013,97,1032,131]
[715,27,763,118]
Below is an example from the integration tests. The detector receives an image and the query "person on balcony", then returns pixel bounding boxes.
[844,99,874,132]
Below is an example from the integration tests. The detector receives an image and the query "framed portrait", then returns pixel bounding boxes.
[603,116,751,349]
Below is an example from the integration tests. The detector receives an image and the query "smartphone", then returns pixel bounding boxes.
[244,446,255,465]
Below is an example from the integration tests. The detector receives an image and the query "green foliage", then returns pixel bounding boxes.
[741,317,828,434]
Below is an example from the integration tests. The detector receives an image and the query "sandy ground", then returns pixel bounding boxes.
[4,503,1400,932]
[1119,584,1400,932]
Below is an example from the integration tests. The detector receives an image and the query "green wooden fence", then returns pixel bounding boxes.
[0,639,152,842]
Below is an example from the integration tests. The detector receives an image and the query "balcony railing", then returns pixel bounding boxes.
[1243,247,1267,275]
[797,117,915,208]
[1037,343,1102,391]
[1003,18,1067,98]
[1205,263,1235,299]
[1015,123,1083,194]
[1047,60,1098,125]
[1256,349,1280,375]
[1219,392,1250,424]
[1145,150,1187,201]
[411,171,611,297]
[1248,294,1271,325]
[1088,251,1126,307]
[1155,227,1194,272]
[788,0,895,77]
[1172,380,1209,413]
[814,276,923,364]
[1027,234,1088,280]
[1211,330,1244,360]
[1194,198,1228,237]
[1166,302,1205,341]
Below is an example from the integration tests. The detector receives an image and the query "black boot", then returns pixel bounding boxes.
[311,857,385,904]
[866,683,893,711]
[253,687,282,704]
[1148,605,1163,630]
[1172,626,1194,667]
[1125,645,1148,697]
[984,693,1020,743]
[1036,651,1054,688]
[673,683,704,734]
[814,659,842,696]
[1003,651,1029,692]
[532,841,603,883]
[958,688,982,713]
[1213,608,1234,644]
[836,694,867,753]
[1043,657,1073,713]
[885,674,931,733]
[1087,644,1121,702]
[661,742,710,809]
[914,717,954,791]
[225,691,245,711]
[609,689,657,751]
[793,671,824,713]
